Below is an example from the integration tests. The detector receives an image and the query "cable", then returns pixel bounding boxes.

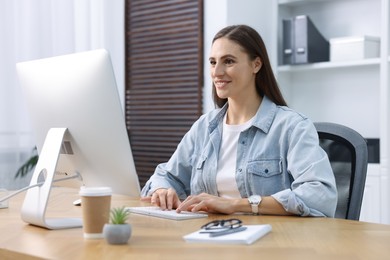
[0,172,81,203]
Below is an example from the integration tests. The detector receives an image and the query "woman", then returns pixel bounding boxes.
[141,25,337,217]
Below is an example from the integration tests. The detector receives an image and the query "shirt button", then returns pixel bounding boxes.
[264,169,269,173]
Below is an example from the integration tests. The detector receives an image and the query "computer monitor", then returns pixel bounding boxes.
[16,49,141,229]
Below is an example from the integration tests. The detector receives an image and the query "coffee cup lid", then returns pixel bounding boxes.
[79,186,112,196]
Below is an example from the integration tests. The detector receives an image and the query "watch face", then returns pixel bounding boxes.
[249,195,261,204]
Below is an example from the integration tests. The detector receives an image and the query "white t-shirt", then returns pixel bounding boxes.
[216,114,254,199]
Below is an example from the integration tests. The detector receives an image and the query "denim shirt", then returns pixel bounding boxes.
[141,96,337,217]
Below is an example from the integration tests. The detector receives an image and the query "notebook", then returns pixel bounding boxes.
[183,224,272,245]
[126,206,208,220]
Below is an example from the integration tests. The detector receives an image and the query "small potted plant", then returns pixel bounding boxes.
[103,207,132,245]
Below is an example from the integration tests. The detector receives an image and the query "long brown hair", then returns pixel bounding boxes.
[212,25,287,108]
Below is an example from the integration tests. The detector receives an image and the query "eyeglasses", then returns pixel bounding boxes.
[200,218,246,237]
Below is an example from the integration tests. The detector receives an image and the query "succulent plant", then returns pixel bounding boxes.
[109,207,130,225]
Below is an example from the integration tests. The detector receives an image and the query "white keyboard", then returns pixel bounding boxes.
[126,206,208,221]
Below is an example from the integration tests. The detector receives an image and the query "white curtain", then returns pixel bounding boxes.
[0,0,124,189]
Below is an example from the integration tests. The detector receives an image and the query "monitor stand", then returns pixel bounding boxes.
[21,128,83,229]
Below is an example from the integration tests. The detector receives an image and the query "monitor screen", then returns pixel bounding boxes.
[17,49,141,197]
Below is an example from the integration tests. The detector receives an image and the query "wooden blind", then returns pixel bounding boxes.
[125,0,203,187]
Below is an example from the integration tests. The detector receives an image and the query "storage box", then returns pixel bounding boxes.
[330,36,380,62]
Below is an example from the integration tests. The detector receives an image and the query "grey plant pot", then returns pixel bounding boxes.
[103,223,132,245]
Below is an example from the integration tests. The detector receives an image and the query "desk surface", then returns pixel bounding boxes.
[1,187,390,260]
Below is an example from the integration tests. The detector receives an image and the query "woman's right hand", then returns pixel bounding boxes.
[140,188,181,210]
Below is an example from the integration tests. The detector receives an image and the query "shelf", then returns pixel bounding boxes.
[278,0,340,7]
[277,58,380,72]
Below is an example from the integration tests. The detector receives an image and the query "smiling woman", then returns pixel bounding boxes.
[210,25,287,109]
[209,37,262,121]
[140,25,338,218]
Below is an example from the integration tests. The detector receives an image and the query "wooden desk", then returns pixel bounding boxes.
[1,187,389,260]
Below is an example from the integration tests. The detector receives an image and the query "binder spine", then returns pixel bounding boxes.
[294,16,308,64]
[282,19,294,65]
[282,15,330,65]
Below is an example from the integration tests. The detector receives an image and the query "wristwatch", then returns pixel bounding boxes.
[248,195,262,215]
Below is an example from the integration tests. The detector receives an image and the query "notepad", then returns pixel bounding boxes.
[126,206,208,220]
[183,224,272,245]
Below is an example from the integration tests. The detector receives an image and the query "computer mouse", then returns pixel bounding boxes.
[73,198,82,206]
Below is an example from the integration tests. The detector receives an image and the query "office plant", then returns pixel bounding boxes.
[103,207,132,245]
[15,147,38,178]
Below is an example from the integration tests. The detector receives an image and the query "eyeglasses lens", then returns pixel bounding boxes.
[202,218,242,230]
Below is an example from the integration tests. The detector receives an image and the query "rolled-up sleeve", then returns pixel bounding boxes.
[272,120,338,217]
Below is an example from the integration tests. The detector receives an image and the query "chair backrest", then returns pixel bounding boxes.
[314,122,368,220]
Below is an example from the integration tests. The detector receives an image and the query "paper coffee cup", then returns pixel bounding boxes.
[79,186,112,239]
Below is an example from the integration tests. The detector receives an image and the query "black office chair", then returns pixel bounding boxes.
[314,122,368,220]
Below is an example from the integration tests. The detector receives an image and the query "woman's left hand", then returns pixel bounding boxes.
[176,193,239,214]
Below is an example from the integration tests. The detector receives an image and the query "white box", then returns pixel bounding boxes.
[330,36,380,62]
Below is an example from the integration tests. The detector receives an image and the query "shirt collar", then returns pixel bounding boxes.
[208,95,278,134]
[252,96,277,134]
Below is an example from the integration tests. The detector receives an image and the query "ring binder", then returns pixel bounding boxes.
[282,15,329,65]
